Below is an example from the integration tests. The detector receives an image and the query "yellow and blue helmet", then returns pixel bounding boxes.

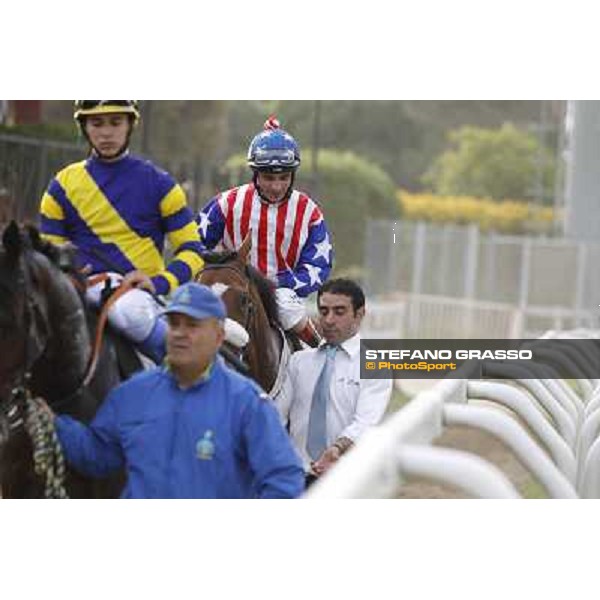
[73,100,140,124]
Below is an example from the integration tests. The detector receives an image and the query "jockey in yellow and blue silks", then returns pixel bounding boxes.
[39,101,205,363]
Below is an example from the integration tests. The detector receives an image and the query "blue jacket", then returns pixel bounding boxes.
[55,357,304,498]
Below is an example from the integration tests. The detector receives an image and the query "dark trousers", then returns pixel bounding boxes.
[305,473,318,489]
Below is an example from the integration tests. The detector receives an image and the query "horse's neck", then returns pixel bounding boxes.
[33,266,91,399]
[51,271,90,361]
[247,303,281,392]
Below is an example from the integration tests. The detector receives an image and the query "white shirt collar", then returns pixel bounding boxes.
[319,332,361,358]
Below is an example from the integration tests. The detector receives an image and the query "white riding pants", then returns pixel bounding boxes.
[87,272,250,348]
[86,273,160,342]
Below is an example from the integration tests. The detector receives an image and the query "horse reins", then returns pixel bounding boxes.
[2,252,69,498]
[199,262,258,373]
[200,263,256,335]
[2,259,136,499]
[81,278,137,387]
[199,261,281,394]
[4,252,50,426]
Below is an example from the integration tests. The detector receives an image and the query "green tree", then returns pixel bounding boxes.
[37,100,562,196]
[224,101,559,191]
[220,149,400,271]
[422,123,556,203]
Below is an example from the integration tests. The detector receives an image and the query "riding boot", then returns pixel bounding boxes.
[295,318,323,348]
[137,318,167,364]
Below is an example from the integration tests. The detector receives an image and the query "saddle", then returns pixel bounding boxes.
[111,331,147,380]
[98,278,156,378]
[86,310,146,381]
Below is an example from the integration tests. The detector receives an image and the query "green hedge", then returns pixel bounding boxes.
[0,123,79,143]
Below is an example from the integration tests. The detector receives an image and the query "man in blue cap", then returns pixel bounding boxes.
[49,282,304,499]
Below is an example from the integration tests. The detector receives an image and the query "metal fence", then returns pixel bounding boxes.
[364,220,600,337]
[0,133,84,222]
[0,132,231,222]
[360,294,597,340]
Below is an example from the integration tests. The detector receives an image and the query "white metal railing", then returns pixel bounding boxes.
[395,444,520,499]
[365,220,600,322]
[359,294,597,340]
[306,384,577,499]
[466,381,577,481]
[443,403,577,498]
[305,331,600,499]
[360,300,406,339]
[405,294,520,339]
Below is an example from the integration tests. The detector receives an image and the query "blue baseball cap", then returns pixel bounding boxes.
[161,282,226,320]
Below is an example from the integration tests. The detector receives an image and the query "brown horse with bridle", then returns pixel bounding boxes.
[197,235,291,396]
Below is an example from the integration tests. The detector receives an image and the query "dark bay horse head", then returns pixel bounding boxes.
[197,235,282,393]
[0,222,90,404]
[0,222,124,498]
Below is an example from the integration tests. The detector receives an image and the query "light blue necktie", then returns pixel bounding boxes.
[307,344,338,460]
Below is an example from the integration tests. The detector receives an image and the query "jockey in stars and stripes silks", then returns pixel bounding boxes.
[196,117,333,347]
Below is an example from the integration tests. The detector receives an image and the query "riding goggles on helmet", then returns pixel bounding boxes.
[74,100,140,122]
[252,148,298,167]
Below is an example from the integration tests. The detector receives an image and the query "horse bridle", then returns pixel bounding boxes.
[0,252,49,433]
[200,262,257,367]
[201,262,256,335]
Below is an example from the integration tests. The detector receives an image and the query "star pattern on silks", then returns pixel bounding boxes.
[304,263,323,287]
[293,276,308,291]
[313,236,332,262]
[198,210,211,239]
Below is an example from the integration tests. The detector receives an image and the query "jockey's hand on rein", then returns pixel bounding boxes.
[122,270,156,294]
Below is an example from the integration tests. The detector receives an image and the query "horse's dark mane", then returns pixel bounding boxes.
[25,225,86,290]
[0,251,15,327]
[246,265,280,327]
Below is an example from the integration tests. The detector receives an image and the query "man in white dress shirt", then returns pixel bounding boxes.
[279,278,392,484]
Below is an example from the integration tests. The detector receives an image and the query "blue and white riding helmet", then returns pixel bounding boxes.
[247,116,301,173]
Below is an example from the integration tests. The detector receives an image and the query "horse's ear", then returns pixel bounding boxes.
[238,232,252,263]
[25,223,41,249]
[2,220,22,260]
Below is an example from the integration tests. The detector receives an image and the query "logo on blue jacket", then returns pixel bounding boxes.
[196,430,215,460]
